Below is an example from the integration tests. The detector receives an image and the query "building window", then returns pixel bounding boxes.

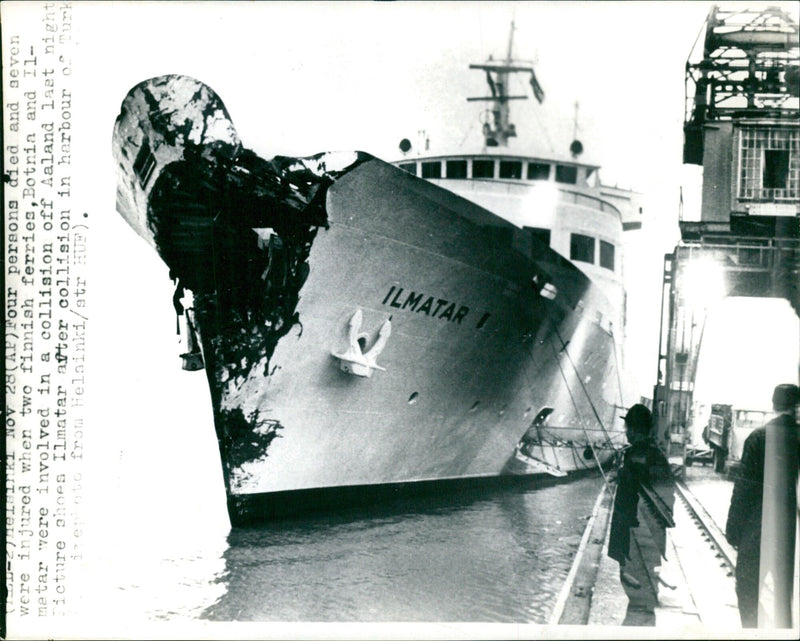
[555,165,578,184]
[738,127,799,201]
[472,159,495,178]
[570,233,594,264]
[599,240,615,271]
[399,162,417,175]
[527,162,550,180]
[421,161,442,178]
[499,160,522,179]
[446,160,468,178]
[133,141,156,187]
[763,150,790,189]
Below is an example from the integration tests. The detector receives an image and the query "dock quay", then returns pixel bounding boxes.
[550,462,799,638]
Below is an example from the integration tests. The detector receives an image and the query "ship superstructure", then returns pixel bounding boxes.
[393,23,642,350]
[112,26,638,524]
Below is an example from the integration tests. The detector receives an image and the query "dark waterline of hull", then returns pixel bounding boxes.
[228,467,605,526]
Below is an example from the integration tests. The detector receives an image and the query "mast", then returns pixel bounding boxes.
[468,20,545,147]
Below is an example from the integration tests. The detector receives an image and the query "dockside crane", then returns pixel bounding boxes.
[656,3,799,449]
[655,4,799,629]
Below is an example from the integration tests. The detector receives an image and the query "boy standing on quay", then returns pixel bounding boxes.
[608,403,674,623]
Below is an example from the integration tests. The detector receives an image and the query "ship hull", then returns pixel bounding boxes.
[195,158,625,522]
[112,75,628,525]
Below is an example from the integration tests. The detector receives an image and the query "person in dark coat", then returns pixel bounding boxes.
[725,383,800,629]
[608,403,674,591]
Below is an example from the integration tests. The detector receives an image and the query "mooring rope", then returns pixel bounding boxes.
[547,334,610,485]
[610,324,626,413]
[552,325,618,454]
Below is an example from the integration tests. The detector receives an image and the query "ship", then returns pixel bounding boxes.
[112,25,640,524]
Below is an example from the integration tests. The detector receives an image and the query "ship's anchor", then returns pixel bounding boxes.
[332,309,391,377]
[180,310,205,371]
[173,281,204,371]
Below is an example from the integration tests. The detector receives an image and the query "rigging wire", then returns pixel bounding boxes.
[610,324,626,412]
[520,324,584,474]
[569,442,580,469]
[518,329,559,471]
[683,7,709,122]
[687,9,708,65]
[530,108,556,156]
[547,333,610,485]
[533,420,549,464]
[459,119,477,149]
[553,325,618,453]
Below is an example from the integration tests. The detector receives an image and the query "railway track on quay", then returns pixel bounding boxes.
[673,479,736,577]
[551,472,739,627]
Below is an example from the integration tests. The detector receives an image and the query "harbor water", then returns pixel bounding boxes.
[84,474,604,624]
[204,475,603,622]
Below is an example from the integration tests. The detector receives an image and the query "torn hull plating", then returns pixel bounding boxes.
[113,76,626,524]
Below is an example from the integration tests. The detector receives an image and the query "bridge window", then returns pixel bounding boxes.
[499,160,523,179]
[399,162,417,175]
[599,240,615,271]
[446,159,468,178]
[472,159,495,178]
[555,165,578,185]
[570,233,594,264]
[527,162,550,180]
[527,226,551,248]
[421,161,442,178]
[133,141,156,187]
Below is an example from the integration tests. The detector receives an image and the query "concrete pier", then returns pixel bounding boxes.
[556,463,799,637]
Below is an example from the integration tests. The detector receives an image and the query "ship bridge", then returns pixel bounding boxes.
[394,153,600,189]
[391,153,626,226]
[390,149,635,335]
[388,22,645,335]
